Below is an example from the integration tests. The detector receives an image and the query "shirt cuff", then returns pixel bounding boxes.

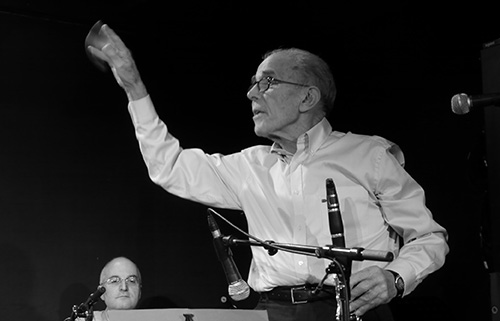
[384,262,415,296]
[127,95,158,125]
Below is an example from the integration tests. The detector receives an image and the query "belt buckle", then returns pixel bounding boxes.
[291,286,308,304]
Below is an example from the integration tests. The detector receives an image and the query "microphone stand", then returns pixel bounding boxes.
[64,303,94,321]
[64,287,105,321]
[223,236,393,321]
[223,237,393,262]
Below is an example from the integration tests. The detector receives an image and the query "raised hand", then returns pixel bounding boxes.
[86,22,148,101]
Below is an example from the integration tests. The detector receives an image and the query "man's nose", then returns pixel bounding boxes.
[119,280,129,291]
[247,84,259,101]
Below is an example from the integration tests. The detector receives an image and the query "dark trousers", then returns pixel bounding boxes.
[255,297,394,321]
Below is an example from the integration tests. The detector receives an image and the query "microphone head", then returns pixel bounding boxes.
[451,93,471,115]
[207,213,222,238]
[228,280,250,301]
[97,285,106,295]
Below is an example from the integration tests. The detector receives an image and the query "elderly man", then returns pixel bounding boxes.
[87,23,448,321]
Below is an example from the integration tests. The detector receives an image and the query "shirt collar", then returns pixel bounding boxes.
[270,118,333,158]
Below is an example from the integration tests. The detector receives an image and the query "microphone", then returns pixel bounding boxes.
[84,286,106,308]
[207,212,250,301]
[451,92,500,114]
[71,286,105,320]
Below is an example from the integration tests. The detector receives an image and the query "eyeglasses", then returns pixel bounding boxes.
[100,275,140,287]
[249,76,309,93]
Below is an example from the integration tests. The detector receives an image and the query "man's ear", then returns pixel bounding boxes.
[299,86,321,112]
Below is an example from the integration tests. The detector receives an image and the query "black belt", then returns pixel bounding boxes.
[259,284,336,304]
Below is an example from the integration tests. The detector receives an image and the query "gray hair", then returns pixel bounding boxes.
[263,48,336,116]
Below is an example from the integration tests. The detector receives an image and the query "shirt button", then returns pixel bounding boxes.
[298,261,304,266]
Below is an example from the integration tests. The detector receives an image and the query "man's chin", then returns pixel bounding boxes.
[254,126,269,139]
[109,301,137,310]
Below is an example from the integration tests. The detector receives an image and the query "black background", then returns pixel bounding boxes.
[0,2,497,320]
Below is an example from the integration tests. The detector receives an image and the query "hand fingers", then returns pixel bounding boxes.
[101,43,127,69]
[86,22,144,94]
[350,278,370,300]
[350,286,384,315]
[87,46,109,63]
[348,267,393,316]
[85,23,130,71]
[101,24,128,52]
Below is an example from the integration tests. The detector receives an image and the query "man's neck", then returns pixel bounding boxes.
[270,116,325,154]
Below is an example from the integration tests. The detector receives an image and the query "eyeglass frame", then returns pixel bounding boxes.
[249,75,310,93]
[100,275,141,287]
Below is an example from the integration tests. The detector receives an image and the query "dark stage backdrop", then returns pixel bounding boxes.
[0,3,497,321]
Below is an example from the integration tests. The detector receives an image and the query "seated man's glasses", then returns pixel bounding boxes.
[100,275,140,287]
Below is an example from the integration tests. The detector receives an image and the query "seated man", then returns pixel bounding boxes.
[80,256,142,321]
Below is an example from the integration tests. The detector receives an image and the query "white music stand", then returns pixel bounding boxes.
[99,308,269,321]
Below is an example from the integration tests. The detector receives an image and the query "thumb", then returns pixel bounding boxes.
[87,46,110,64]
[110,66,124,87]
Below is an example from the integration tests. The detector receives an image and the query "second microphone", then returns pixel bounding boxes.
[207,212,250,302]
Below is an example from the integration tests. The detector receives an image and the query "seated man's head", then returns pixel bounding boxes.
[99,256,141,310]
